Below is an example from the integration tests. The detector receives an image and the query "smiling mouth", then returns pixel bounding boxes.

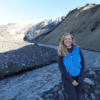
[66,42,71,44]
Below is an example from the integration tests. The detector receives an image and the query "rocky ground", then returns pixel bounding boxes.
[0,36,100,100]
[0,63,100,100]
[40,67,100,100]
[0,35,58,77]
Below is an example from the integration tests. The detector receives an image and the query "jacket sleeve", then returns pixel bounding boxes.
[58,55,74,83]
[77,48,85,84]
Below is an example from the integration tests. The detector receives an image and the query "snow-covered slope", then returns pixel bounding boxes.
[0,20,42,35]
[7,21,41,34]
[24,15,66,40]
[0,15,66,40]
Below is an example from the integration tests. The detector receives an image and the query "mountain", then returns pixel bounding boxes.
[0,20,42,41]
[24,15,66,40]
[32,3,100,51]
[0,15,66,41]
[0,21,42,34]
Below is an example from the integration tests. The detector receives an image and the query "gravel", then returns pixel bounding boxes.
[0,42,58,77]
[40,67,100,100]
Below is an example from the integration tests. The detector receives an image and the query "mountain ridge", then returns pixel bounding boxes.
[32,3,100,51]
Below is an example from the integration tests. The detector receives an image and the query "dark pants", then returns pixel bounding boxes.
[62,76,83,100]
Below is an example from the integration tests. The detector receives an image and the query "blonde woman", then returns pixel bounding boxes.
[58,32,85,100]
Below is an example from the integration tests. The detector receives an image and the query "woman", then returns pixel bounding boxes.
[58,32,85,100]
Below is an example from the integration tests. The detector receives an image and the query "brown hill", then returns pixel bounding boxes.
[32,3,100,51]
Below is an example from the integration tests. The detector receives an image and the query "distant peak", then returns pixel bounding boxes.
[85,3,96,7]
[76,3,97,10]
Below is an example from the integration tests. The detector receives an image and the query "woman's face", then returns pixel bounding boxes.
[64,35,72,47]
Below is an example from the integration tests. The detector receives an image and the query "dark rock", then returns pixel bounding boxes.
[40,68,100,100]
[0,45,58,78]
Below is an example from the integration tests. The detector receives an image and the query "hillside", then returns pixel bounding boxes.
[24,15,66,40]
[32,3,100,51]
[0,15,66,41]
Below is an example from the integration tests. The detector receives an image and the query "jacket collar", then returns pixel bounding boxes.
[72,46,77,50]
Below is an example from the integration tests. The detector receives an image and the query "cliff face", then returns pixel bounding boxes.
[32,3,100,51]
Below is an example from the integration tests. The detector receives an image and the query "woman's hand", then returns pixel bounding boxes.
[72,80,78,86]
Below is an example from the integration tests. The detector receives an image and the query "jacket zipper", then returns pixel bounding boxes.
[70,52,75,74]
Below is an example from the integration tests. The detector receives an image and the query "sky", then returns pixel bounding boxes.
[0,0,100,24]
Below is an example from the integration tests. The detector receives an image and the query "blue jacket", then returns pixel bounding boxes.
[63,46,82,76]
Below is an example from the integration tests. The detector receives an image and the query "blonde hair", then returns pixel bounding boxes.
[58,32,76,56]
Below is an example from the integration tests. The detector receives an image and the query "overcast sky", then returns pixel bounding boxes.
[0,0,99,24]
